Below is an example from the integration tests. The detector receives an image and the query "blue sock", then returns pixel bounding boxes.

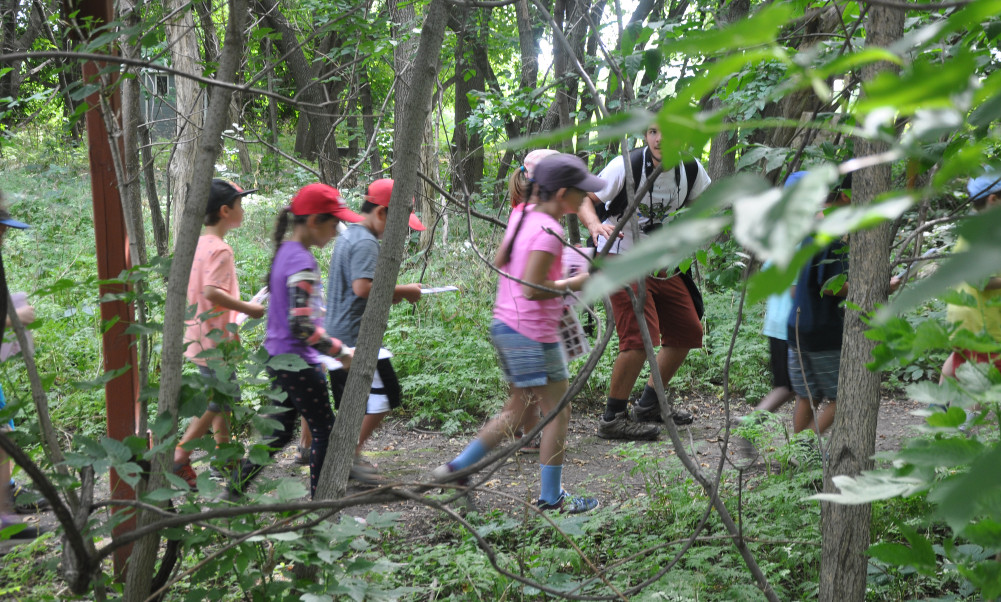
[449,439,489,471]
[539,463,563,505]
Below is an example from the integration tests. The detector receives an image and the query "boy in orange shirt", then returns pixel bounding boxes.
[173,180,265,488]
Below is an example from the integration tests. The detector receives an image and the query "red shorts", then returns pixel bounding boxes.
[609,273,703,352]
[951,349,1001,373]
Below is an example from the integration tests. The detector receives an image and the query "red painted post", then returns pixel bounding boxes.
[72,0,141,579]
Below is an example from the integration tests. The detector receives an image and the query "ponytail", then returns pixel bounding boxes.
[494,184,553,268]
[266,209,338,288]
[266,207,292,289]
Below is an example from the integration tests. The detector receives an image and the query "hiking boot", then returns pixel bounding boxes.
[0,514,42,539]
[10,482,50,514]
[537,491,599,515]
[597,412,660,440]
[630,402,694,426]
[172,462,198,490]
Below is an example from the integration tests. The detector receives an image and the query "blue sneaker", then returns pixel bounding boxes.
[537,491,599,515]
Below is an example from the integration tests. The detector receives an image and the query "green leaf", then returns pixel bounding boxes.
[101,437,133,463]
[809,471,926,504]
[896,437,985,468]
[732,167,834,268]
[657,4,793,56]
[274,478,308,501]
[266,353,309,372]
[926,406,968,428]
[928,444,1001,533]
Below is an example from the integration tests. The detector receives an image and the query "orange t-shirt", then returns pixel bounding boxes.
[183,234,240,366]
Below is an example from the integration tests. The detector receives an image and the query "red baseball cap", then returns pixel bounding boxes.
[290,183,362,223]
[366,178,426,231]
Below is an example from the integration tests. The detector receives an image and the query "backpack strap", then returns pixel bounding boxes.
[675,159,700,207]
[602,147,647,220]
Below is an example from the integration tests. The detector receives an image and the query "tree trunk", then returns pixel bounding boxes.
[314,0,449,501]
[449,8,489,197]
[124,0,247,599]
[819,5,904,602]
[166,0,205,242]
[706,0,747,182]
[358,67,383,173]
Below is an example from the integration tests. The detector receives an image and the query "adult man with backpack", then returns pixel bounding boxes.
[578,125,711,440]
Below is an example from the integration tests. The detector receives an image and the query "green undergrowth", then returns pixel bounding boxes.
[385,441,971,601]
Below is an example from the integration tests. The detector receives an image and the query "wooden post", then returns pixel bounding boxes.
[72,0,141,579]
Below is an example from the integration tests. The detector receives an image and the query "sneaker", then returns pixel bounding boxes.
[0,514,42,539]
[430,463,469,487]
[172,462,198,490]
[10,482,50,514]
[349,459,383,486]
[294,444,309,466]
[537,491,599,515]
[597,412,660,441]
[630,402,694,426]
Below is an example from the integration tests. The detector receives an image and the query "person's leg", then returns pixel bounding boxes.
[289,365,334,498]
[233,367,300,493]
[212,412,230,447]
[356,412,388,456]
[755,386,796,414]
[299,416,312,449]
[633,275,702,421]
[174,410,220,466]
[792,395,813,433]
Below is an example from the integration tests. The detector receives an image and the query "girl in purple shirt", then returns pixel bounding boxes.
[228,183,361,500]
[432,154,606,514]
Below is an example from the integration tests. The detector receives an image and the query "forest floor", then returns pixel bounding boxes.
[5,390,928,553]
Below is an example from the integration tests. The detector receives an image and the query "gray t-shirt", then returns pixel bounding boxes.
[325,222,380,347]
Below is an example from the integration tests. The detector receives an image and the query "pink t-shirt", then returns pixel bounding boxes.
[493,208,564,342]
[184,234,241,365]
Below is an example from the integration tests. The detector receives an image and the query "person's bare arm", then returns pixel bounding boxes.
[579,193,618,246]
[393,283,422,304]
[204,285,265,319]
[520,250,588,300]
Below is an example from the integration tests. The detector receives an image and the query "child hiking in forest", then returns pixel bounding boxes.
[226,183,361,500]
[323,178,423,484]
[173,180,265,489]
[0,193,44,539]
[938,169,1001,428]
[506,148,558,454]
[431,153,605,514]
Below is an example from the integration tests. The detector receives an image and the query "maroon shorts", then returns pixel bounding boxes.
[951,349,1001,373]
[609,273,703,352]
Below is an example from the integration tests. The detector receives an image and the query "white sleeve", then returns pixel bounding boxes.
[594,155,627,205]
[685,159,712,203]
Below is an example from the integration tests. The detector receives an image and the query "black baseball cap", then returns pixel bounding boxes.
[207,179,257,215]
[533,154,606,193]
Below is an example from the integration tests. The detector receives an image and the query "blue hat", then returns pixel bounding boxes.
[967,169,1001,200]
[0,209,28,229]
[784,171,808,188]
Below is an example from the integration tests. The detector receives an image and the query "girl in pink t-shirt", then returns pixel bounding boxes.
[432,154,606,514]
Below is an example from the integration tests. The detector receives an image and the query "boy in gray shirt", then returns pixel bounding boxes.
[324,178,423,481]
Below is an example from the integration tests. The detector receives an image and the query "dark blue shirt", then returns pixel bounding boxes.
[787,238,848,351]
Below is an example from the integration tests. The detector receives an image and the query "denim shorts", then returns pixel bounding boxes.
[490,319,569,388]
[788,345,840,401]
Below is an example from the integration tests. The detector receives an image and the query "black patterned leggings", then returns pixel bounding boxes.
[236,362,334,498]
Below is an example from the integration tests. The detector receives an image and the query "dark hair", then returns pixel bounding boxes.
[494,186,555,268]
[360,201,382,215]
[266,209,336,287]
[204,198,237,227]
